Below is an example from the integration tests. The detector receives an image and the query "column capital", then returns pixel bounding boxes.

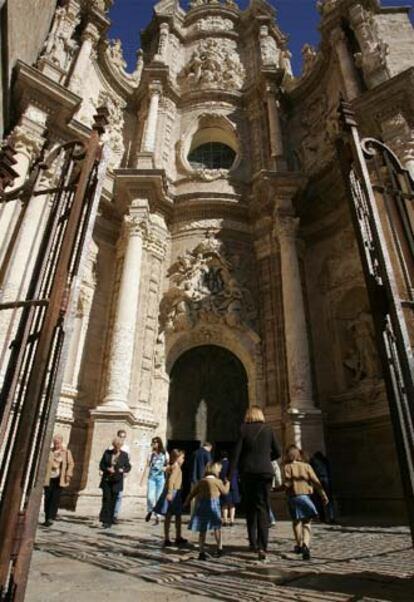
[148,81,163,97]
[81,22,100,45]
[273,213,300,241]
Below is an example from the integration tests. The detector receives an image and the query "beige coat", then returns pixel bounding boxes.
[44,448,74,488]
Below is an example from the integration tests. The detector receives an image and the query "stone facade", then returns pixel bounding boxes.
[0,0,413,517]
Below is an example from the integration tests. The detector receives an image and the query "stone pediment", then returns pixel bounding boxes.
[160,233,256,333]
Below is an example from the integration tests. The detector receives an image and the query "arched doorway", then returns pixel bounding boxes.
[167,345,248,493]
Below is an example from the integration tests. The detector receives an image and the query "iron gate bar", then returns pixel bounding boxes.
[337,99,414,546]
[0,300,49,311]
[0,107,108,601]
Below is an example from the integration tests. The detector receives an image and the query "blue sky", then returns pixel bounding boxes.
[108,0,414,75]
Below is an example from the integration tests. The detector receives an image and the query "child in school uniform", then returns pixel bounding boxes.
[283,445,329,561]
[154,449,187,547]
[186,462,230,560]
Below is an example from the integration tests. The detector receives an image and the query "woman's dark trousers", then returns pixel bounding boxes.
[44,477,62,521]
[242,475,272,551]
[99,481,119,525]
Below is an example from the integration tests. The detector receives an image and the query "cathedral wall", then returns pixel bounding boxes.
[303,198,405,518]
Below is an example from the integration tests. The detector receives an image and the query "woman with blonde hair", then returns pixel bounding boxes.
[232,405,280,561]
[43,433,74,527]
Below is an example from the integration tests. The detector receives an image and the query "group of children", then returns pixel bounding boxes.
[152,444,329,561]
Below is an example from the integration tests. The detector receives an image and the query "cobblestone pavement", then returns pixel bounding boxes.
[27,513,414,602]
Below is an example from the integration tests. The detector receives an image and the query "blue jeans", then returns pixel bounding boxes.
[147,473,165,513]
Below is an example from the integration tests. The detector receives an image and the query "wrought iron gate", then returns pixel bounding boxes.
[0,108,108,601]
[337,99,414,544]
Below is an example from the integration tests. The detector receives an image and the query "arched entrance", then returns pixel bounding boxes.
[167,344,248,456]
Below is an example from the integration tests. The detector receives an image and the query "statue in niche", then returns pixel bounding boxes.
[344,312,381,382]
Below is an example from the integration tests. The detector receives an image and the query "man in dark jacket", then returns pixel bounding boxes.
[191,441,213,485]
[99,436,131,528]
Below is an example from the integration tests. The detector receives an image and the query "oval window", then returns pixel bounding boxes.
[188,142,236,170]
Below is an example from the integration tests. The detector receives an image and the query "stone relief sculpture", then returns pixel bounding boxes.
[160,232,256,334]
[40,6,79,71]
[343,312,381,382]
[178,38,245,91]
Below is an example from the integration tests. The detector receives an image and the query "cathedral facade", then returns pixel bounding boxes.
[1,0,413,516]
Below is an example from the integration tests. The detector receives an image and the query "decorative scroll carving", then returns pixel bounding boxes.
[178,38,245,91]
[160,232,256,334]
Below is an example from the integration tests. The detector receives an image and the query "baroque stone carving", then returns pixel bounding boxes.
[39,5,79,71]
[160,232,256,334]
[98,91,126,169]
[178,38,245,91]
[349,4,389,88]
[298,94,340,173]
[317,0,338,15]
[259,26,280,66]
[301,44,318,77]
[106,38,127,73]
[195,17,234,31]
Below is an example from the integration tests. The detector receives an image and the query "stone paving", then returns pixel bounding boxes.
[26,513,414,602]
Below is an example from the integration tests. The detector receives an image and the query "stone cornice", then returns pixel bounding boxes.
[113,168,173,220]
[14,61,81,129]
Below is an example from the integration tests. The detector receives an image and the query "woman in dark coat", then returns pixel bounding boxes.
[99,436,131,528]
[232,405,280,560]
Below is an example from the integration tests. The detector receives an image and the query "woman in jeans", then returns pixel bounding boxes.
[232,406,280,561]
[142,436,168,524]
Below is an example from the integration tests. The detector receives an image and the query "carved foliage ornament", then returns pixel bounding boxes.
[178,38,245,91]
[160,233,256,334]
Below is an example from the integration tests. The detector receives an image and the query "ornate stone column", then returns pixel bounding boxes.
[274,211,325,453]
[265,84,286,171]
[69,22,100,94]
[274,214,313,409]
[142,83,162,153]
[101,200,150,410]
[330,27,360,101]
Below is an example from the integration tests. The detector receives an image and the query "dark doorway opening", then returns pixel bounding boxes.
[167,345,249,503]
